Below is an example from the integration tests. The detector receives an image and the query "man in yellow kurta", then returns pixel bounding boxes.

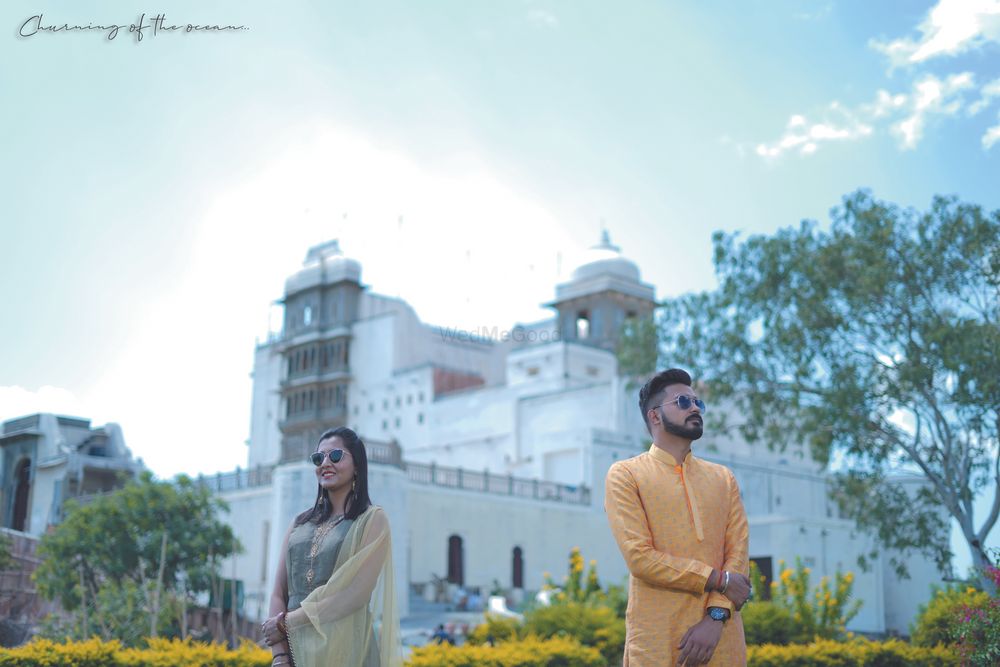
[606,368,751,666]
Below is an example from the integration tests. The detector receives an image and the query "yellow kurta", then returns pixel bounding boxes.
[605,445,749,666]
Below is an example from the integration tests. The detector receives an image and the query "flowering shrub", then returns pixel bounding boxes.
[748,637,957,666]
[769,558,862,642]
[952,560,1000,667]
[523,603,624,664]
[0,637,271,667]
[465,616,521,645]
[742,601,797,646]
[910,586,990,647]
[469,547,625,663]
[406,635,604,667]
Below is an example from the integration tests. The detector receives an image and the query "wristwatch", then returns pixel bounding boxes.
[707,606,731,622]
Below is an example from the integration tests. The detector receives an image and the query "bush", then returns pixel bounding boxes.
[910,586,990,647]
[0,637,271,667]
[465,616,522,646]
[742,601,797,646]
[523,602,624,663]
[770,558,862,642]
[748,637,957,666]
[406,635,604,667]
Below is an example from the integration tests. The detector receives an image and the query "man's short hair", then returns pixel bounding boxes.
[638,368,693,432]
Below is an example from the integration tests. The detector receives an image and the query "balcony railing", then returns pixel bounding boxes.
[195,466,275,493]
[406,462,590,505]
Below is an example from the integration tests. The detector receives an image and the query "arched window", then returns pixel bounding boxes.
[447,535,464,586]
[12,459,31,532]
[512,546,524,589]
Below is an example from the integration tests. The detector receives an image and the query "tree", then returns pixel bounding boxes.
[620,190,999,593]
[33,471,241,642]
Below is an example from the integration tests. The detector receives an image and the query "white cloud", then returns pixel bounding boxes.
[0,386,89,423]
[983,113,1000,148]
[969,77,1000,114]
[891,72,976,148]
[754,73,977,158]
[754,103,873,158]
[527,9,558,28]
[77,124,581,477]
[871,0,1000,68]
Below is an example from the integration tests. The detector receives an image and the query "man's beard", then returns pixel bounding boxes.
[660,408,703,441]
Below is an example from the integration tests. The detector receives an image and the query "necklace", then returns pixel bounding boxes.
[305,514,345,586]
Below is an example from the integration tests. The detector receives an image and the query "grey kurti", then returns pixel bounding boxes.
[287,517,353,611]
[286,516,380,666]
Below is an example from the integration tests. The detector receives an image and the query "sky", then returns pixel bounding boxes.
[1,0,998,574]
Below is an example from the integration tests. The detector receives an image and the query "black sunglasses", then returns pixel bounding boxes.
[659,395,707,413]
[311,449,346,466]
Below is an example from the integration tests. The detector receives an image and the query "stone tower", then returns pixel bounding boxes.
[277,240,364,462]
[547,231,656,352]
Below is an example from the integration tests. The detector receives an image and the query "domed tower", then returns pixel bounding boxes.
[277,240,363,463]
[547,231,656,352]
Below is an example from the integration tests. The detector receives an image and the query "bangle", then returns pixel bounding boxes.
[720,571,730,594]
[277,611,287,634]
[272,653,289,659]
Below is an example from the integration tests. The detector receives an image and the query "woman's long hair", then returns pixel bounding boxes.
[295,427,373,526]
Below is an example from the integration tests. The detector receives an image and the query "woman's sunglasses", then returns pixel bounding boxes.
[311,449,346,466]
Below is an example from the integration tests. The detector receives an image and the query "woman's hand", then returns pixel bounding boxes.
[260,611,287,646]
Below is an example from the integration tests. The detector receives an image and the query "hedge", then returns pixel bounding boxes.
[0,637,272,667]
[747,637,957,666]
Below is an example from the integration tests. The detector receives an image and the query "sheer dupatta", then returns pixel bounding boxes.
[286,506,402,667]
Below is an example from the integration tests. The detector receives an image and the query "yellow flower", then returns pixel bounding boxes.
[966,586,976,594]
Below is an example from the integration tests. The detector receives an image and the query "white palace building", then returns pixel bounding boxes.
[190,236,940,634]
[0,235,944,636]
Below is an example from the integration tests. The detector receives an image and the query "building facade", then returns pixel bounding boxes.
[0,413,141,536]
[219,235,941,634]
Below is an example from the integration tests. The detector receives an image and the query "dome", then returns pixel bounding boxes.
[284,239,362,295]
[570,230,641,283]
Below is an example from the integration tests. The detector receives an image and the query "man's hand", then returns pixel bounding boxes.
[677,616,723,665]
[722,572,752,611]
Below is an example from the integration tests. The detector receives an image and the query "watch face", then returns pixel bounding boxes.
[709,607,729,621]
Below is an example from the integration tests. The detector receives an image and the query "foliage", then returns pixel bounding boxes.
[0,532,13,572]
[37,580,183,648]
[471,548,626,662]
[910,585,990,647]
[0,637,271,667]
[620,191,1000,590]
[405,635,604,667]
[952,555,1000,667]
[768,558,861,643]
[523,603,624,664]
[742,602,797,646]
[542,547,602,604]
[541,547,626,615]
[33,472,239,644]
[747,637,957,666]
[466,616,521,646]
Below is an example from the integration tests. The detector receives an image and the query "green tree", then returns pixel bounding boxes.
[619,191,1000,593]
[33,471,240,642]
[0,531,14,571]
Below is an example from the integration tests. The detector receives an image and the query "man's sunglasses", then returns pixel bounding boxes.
[659,395,707,413]
[311,449,346,466]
